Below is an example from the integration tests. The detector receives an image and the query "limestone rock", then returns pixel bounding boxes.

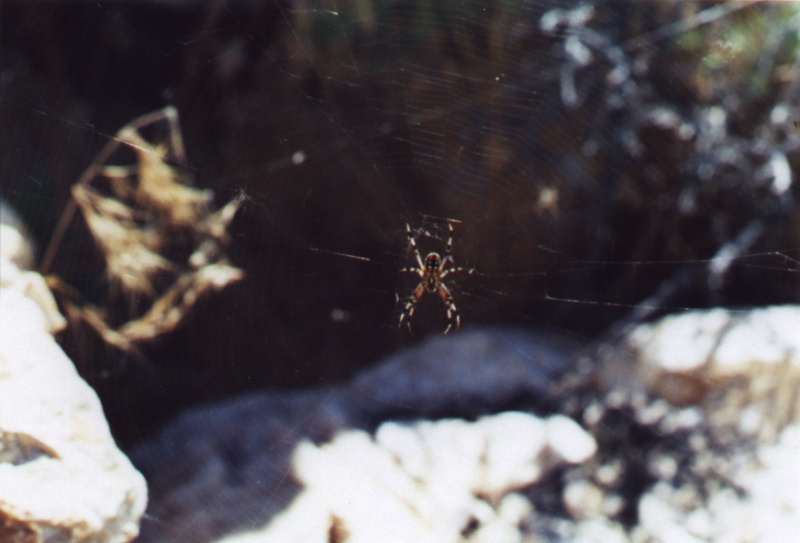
[216,412,595,543]
[130,329,579,543]
[0,200,36,271]
[636,424,800,543]
[131,389,356,542]
[584,306,800,542]
[0,203,65,335]
[599,306,800,437]
[131,304,800,543]
[0,202,147,543]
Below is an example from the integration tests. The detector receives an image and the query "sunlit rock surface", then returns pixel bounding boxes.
[599,306,800,438]
[219,413,595,543]
[131,329,577,543]
[588,305,800,543]
[132,305,800,543]
[0,202,147,543]
[636,424,800,543]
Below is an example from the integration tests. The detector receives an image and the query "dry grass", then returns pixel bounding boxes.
[44,107,244,362]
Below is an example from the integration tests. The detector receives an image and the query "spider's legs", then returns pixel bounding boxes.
[399,283,425,333]
[439,266,475,280]
[441,222,455,270]
[438,283,460,335]
[406,223,425,270]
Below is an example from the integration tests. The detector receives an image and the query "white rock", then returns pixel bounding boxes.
[707,423,800,543]
[0,206,66,335]
[638,485,705,543]
[563,480,604,519]
[602,306,800,433]
[0,200,35,270]
[208,412,594,543]
[132,326,580,543]
[478,412,548,496]
[571,517,630,543]
[0,201,147,543]
[545,414,598,464]
[632,423,800,543]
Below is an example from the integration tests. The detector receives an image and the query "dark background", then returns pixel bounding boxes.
[2,0,799,445]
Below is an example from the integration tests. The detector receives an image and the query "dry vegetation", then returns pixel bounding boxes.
[42,107,243,366]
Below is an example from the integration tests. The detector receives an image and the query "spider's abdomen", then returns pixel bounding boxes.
[425,274,439,292]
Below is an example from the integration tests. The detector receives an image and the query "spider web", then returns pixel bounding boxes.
[163,0,798,346]
[1,0,800,540]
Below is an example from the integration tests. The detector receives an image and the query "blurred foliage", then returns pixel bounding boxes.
[675,3,800,105]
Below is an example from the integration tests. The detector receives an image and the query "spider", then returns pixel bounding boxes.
[399,222,474,335]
